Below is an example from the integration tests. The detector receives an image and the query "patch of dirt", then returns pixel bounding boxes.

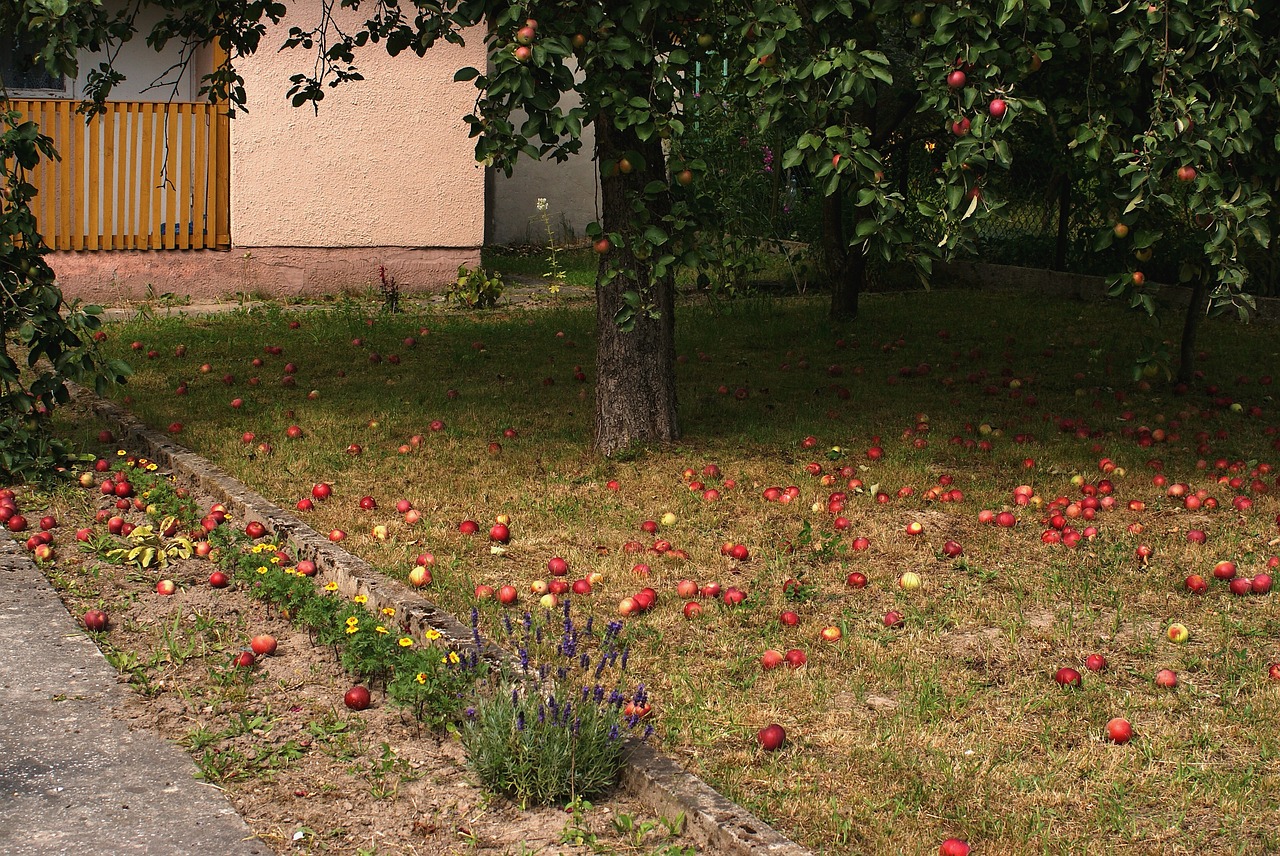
[26,458,701,856]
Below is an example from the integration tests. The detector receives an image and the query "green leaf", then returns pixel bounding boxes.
[453,67,480,82]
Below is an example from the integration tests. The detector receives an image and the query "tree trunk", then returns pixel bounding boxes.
[592,120,679,457]
[824,192,864,321]
[1177,270,1211,386]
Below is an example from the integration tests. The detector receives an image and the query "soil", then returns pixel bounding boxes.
[22,455,698,856]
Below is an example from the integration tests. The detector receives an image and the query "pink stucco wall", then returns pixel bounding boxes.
[231,6,487,249]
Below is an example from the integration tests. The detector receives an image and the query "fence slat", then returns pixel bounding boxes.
[87,112,101,251]
[164,104,178,250]
[192,104,208,250]
[101,105,116,248]
[57,101,73,250]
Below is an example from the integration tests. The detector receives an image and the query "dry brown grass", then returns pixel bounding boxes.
[71,291,1280,854]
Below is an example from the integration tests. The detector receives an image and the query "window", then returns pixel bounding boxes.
[0,35,66,92]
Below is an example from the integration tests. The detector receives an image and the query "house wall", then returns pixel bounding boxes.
[230,5,486,252]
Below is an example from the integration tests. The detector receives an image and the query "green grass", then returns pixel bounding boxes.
[64,288,1280,854]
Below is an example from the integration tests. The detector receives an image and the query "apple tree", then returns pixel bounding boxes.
[1045,1,1279,384]
[725,0,1067,320]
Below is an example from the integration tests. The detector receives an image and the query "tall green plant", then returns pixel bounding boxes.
[0,106,130,481]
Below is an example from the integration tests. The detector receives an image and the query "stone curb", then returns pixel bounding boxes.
[77,388,815,856]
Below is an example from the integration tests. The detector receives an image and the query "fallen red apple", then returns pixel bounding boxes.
[250,634,278,656]
[846,571,868,588]
[939,839,970,856]
[1054,667,1082,688]
[209,571,230,588]
[1154,669,1178,688]
[1106,717,1133,744]
[343,685,372,711]
[82,609,108,632]
[156,579,176,596]
[784,648,807,668]
[779,610,800,627]
[1085,654,1108,672]
[683,601,703,619]
[295,560,316,576]
[761,649,784,670]
[311,483,332,501]
[757,723,786,751]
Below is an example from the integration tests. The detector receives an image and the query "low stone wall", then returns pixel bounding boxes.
[50,246,480,306]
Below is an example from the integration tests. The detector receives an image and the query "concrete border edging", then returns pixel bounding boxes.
[77,389,815,856]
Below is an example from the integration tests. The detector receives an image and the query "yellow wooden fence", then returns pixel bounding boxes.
[6,99,230,251]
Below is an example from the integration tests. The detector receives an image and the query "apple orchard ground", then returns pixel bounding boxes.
[72,289,1280,854]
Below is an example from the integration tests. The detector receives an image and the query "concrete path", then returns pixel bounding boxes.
[0,532,270,856]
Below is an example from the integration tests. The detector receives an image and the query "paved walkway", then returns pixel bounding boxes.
[0,531,269,856]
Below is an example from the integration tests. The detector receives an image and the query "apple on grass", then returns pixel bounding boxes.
[757,723,786,752]
[408,566,432,587]
[939,839,971,856]
[1106,717,1133,744]
[1054,667,1082,688]
[761,650,784,670]
[1166,623,1190,644]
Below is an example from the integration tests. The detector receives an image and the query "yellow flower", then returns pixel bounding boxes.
[424,628,442,641]
[415,672,428,684]
[256,566,268,575]
[116,449,126,456]
[269,556,280,564]
[398,637,413,648]
[354,595,368,604]
[381,607,395,616]
[375,625,388,634]
[324,582,339,592]
[251,544,263,553]
[345,616,359,627]
[439,656,448,664]
[346,625,359,634]
[448,651,461,664]
[147,464,158,471]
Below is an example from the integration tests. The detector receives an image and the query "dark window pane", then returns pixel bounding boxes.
[1,35,66,91]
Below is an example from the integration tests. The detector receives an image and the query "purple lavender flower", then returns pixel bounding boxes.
[584,616,594,636]
[620,648,630,670]
[518,645,529,672]
[465,706,477,719]
[561,701,572,724]
[580,653,590,670]
[538,704,546,724]
[608,724,621,741]
[511,687,519,706]
[593,685,605,703]
[572,717,581,735]
[516,712,526,732]
[643,724,654,739]
[503,614,513,636]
